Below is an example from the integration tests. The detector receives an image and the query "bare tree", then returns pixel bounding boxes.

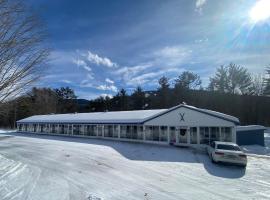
[0,0,49,103]
[251,74,264,96]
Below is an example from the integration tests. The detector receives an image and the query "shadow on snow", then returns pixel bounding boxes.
[0,132,246,179]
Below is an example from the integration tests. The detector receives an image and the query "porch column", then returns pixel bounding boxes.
[48,124,51,133]
[71,124,74,135]
[219,127,221,141]
[176,127,179,143]
[143,125,146,141]
[102,125,104,137]
[158,126,161,142]
[197,126,200,145]
[167,126,170,143]
[232,127,236,143]
[187,128,190,144]
[118,125,121,138]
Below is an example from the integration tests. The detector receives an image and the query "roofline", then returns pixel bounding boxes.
[16,121,144,125]
[142,104,240,125]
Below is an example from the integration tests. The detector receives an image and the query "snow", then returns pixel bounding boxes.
[236,125,266,132]
[17,109,166,124]
[242,131,270,156]
[0,130,270,199]
[17,104,239,124]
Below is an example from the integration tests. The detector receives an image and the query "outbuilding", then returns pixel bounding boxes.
[236,125,266,146]
[17,104,240,146]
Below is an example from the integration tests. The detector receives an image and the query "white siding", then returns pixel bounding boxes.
[144,107,235,127]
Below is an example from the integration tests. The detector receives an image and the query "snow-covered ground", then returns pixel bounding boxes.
[0,131,270,200]
[242,130,270,156]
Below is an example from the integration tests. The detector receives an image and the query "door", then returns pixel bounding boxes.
[178,128,188,144]
[97,125,103,137]
[169,127,176,144]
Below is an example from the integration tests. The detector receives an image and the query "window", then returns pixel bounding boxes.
[85,125,97,136]
[190,127,197,144]
[73,125,80,135]
[200,127,210,144]
[40,124,45,133]
[120,126,127,138]
[45,124,50,133]
[160,126,168,142]
[126,126,132,139]
[217,144,241,151]
[169,127,176,143]
[113,125,119,138]
[153,126,159,141]
[97,125,103,137]
[210,127,220,142]
[137,126,143,140]
[51,124,57,133]
[145,126,153,140]
[63,125,69,134]
[145,126,162,141]
[221,127,232,142]
[104,125,113,137]
[33,124,37,132]
[59,124,65,134]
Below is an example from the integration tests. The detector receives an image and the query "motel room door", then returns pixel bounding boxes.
[177,127,188,144]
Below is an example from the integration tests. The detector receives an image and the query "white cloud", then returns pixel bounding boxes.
[96,85,118,92]
[87,51,118,68]
[61,79,72,84]
[195,0,207,13]
[154,46,192,66]
[73,58,92,72]
[126,68,184,86]
[114,63,153,83]
[87,73,94,80]
[100,93,113,99]
[105,78,114,84]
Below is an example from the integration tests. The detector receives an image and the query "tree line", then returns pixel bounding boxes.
[1,63,270,128]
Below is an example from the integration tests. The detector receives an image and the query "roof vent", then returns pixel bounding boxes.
[182,101,187,105]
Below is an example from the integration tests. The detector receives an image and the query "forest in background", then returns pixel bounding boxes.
[1,63,270,128]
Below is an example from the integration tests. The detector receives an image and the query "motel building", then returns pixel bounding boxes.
[16,104,240,147]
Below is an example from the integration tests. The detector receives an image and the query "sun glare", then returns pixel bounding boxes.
[249,0,270,23]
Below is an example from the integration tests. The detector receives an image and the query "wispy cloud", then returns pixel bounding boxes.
[114,63,153,82]
[105,78,114,84]
[87,51,118,68]
[126,68,185,86]
[96,84,118,92]
[61,79,72,84]
[73,58,92,72]
[195,0,207,13]
[153,46,192,66]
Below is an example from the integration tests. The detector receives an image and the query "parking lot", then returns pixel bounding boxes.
[0,131,270,200]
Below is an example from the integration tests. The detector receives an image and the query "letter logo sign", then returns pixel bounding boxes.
[179,112,185,122]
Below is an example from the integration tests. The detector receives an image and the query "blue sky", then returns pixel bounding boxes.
[26,0,270,99]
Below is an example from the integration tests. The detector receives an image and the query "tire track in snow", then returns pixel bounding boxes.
[0,154,41,200]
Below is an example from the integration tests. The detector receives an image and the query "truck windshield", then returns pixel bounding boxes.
[217,144,241,151]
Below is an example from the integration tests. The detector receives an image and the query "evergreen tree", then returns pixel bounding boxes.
[118,88,128,110]
[131,86,146,110]
[209,63,252,95]
[54,87,77,113]
[157,76,170,108]
[175,71,202,90]
[263,67,270,95]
